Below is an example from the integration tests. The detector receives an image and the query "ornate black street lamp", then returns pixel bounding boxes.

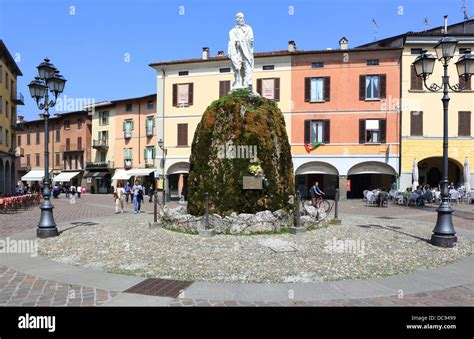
[413,16,474,247]
[28,58,67,238]
[158,138,168,206]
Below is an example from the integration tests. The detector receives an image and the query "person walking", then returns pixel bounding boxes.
[131,180,143,214]
[148,185,154,203]
[124,182,131,204]
[77,185,82,198]
[115,183,125,213]
[71,184,76,198]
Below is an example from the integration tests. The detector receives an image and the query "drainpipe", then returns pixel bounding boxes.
[138,100,141,166]
[398,48,403,190]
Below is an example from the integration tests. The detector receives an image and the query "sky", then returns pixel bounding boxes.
[0,0,472,120]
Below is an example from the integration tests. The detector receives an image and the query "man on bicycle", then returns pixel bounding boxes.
[310,181,325,207]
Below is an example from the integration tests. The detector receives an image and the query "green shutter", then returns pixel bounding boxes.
[152,147,156,158]
[144,148,146,160]
[152,117,155,127]
[106,131,109,140]
[131,120,134,130]
[122,121,125,131]
[105,112,109,125]
[98,132,100,140]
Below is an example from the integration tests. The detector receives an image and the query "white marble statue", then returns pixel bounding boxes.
[228,12,254,90]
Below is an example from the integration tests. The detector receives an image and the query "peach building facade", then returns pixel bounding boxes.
[111,94,157,189]
[291,47,401,198]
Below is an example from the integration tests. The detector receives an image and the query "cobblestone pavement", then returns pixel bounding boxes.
[0,194,473,306]
[0,265,118,306]
[168,283,474,307]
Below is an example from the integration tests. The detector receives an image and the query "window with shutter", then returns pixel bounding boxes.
[410,111,423,136]
[323,120,330,144]
[188,83,194,106]
[458,111,471,136]
[411,65,423,90]
[274,78,280,101]
[172,84,178,106]
[256,79,262,96]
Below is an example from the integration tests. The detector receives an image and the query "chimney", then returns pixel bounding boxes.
[217,50,224,56]
[288,40,296,52]
[202,47,210,60]
[339,37,349,50]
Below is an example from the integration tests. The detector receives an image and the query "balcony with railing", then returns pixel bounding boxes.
[61,143,84,152]
[92,139,109,150]
[85,161,114,169]
[12,92,25,105]
[124,159,133,169]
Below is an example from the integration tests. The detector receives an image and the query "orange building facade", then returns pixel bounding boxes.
[290,47,401,199]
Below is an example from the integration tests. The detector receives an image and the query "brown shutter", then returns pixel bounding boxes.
[359,75,366,100]
[411,65,423,90]
[459,76,471,91]
[410,111,423,136]
[458,111,471,136]
[323,120,330,144]
[304,120,311,144]
[274,78,280,101]
[324,77,330,101]
[379,119,386,143]
[177,123,188,146]
[304,78,311,102]
[256,79,262,96]
[172,84,177,106]
[188,83,194,105]
[359,119,366,143]
[219,81,229,98]
[379,74,387,99]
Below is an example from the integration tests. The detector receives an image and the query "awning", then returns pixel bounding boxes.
[53,171,81,182]
[21,169,46,181]
[128,168,155,177]
[296,162,339,176]
[85,172,105,178]
[112,170,132,180]
[348,163,397,176]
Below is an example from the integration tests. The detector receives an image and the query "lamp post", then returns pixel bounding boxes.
[413,16,474,248]
[28,58,67,238]
[158,139,167,206]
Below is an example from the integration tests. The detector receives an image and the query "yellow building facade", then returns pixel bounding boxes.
[399,34,474,189]
[0,40,23,194]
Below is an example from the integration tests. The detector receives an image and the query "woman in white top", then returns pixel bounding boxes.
[115,183,125,213]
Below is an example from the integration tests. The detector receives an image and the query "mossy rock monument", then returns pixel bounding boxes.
[187,89,295,216]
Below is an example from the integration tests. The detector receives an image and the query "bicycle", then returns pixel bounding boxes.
[297,193,334,216]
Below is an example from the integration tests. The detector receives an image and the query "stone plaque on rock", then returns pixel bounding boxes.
[243,176,262,190]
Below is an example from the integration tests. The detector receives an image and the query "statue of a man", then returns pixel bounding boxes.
[228,12,254,90]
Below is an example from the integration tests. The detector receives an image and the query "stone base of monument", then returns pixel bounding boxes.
[289,226,307,235]
[329,218,342,225]
[160,206,326,235]
[199,228,216,238]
